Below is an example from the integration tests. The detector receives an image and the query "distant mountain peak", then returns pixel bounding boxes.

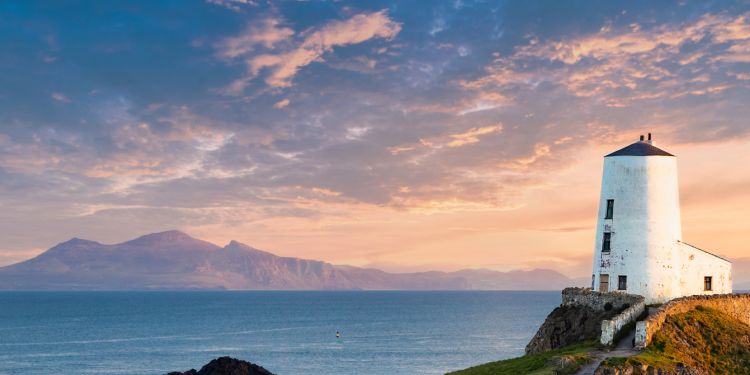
[60,238,102,246]
[123,230,197,245]
[224,240,260,252]
[225,240,259,250]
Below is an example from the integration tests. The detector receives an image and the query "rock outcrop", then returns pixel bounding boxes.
[167,357,275,375]
[524,304,612,355]
[525,288,644,355]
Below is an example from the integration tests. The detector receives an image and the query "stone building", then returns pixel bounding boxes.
[591,134,731,304]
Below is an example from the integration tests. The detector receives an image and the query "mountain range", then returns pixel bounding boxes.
[0,230,589,291]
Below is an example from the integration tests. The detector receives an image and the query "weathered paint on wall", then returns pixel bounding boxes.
[591,141,731,304]
[678,242,732,295]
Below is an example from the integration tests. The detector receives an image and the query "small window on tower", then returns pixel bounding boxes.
[704,276,712,291]
[605,199,614,219]
[602,233,611,252]
[618,276,627,290]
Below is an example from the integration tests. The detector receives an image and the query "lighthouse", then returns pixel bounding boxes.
[591,134,731,304]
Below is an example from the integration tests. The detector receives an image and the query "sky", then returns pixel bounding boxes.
[1,0,750,278]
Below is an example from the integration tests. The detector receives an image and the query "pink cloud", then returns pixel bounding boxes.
[217,10,401,93]
[215,19,293,59]
[461,12,750,108]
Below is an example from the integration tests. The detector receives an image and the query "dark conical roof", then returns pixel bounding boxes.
[605,141,674,157]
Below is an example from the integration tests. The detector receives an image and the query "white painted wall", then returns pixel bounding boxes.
[592,150,683,304]
[678,242,732,295]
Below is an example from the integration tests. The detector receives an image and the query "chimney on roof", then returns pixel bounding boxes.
[645,133,653,145]
[640,135,645,141]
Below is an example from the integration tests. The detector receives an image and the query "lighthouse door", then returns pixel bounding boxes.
[599,274,609,292]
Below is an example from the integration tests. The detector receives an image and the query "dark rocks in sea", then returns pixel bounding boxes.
[167,357,275,375]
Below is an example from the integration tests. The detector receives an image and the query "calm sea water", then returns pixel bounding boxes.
[0,291,560,375]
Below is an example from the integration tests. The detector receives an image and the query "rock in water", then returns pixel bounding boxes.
[167,357,275,375]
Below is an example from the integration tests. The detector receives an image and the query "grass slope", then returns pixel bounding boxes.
[445,341,596,375]
[605,306,750,374]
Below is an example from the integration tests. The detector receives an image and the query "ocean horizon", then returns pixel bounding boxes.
[0,290,561,374]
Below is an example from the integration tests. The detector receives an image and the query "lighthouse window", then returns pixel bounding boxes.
[602,233,611,252]
[605,199,614,219]
[704,276,712,291]
[618,276,627,290]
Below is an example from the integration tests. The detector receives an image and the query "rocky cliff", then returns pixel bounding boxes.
[525,288,644,355]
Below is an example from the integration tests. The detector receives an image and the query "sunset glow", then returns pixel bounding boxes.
[1,0,749,280]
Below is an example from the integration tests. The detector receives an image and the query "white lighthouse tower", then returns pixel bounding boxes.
[592,134,731,304]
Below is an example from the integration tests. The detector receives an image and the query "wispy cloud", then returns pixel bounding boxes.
[447,125,503,147]
[206,0,258,12]
[463,12,750,108]
[3,0,750,275]
[217,10,401,93]
[51,92,71,102]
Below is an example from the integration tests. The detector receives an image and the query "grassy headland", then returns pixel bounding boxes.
[445,340,597,375]
[604,306,750,374]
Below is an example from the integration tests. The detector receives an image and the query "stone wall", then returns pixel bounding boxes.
[563,287,642,311]
[635,293,750,349]
[600,302,645,345]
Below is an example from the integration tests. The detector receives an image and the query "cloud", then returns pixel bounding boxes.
[462,11,750,108]
[447,125,503,147]
[457,102,501,115]
[4,1,750,275]
[206,0,258,12]
[215,19,293,59]
[51,93,71,102]
[217,10,401,92]
[274,99,289,108]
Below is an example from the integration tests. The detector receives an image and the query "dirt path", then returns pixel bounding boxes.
[574,328,642,375]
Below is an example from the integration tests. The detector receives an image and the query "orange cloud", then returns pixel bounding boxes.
[446,125,503,147]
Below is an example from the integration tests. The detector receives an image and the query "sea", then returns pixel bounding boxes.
[0,291,561,375]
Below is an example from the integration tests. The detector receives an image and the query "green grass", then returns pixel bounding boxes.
[603,306,750,374]
[445,340,597,375]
